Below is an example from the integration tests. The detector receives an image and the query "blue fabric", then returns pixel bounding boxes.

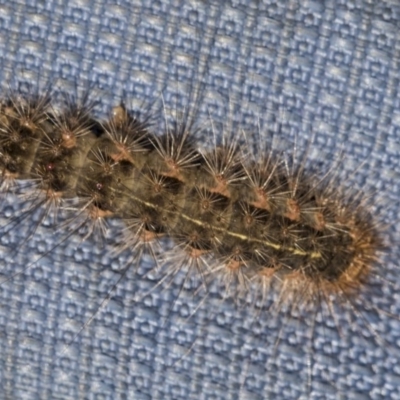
[0,1,399,399]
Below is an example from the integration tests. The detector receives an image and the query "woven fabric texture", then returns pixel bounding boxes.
[0,1,399,399]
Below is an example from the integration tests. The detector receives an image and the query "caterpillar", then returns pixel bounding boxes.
[0,88,380,299]
[1,1,400,399]
[0,82,395,400]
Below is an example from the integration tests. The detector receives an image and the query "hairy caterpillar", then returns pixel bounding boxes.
[1,1,400,400]
[0,83,396,400]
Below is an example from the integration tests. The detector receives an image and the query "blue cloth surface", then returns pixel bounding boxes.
[0,1,400,399]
